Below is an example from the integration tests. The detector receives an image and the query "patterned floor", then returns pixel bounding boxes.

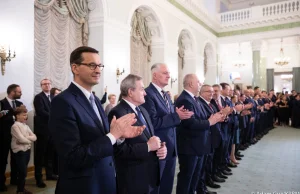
[3,126,300,194]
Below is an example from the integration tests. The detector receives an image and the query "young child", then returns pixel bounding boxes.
[11,105,36,194]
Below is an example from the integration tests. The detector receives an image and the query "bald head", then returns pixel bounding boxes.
[244,89,250,97]
[183,74,201,95]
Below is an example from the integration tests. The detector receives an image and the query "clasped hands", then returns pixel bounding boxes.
[147,136,167,160]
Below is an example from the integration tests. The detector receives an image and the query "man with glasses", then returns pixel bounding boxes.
[48,46,144,194]
[0,84,23,191]
[34,78,57,188]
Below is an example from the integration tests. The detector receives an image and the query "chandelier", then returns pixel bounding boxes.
[274,38,290,66]
[233,43,246,68]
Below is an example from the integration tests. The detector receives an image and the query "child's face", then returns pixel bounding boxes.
[16,112,27,123]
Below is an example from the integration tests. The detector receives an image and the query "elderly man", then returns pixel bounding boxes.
[108,74,167,194]
[175,75,222,194]
[142,63,193,194]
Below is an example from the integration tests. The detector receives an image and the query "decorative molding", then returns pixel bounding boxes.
[218,21,300,37]
[167,0,218,36]
[166,0,300,37]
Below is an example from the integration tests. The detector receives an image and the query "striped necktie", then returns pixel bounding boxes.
[161,90,170,111]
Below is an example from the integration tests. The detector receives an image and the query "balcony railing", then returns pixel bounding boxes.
[219,0,300,28]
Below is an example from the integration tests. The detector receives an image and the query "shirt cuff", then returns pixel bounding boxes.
[147,143,150,152]
[106,133,117,145]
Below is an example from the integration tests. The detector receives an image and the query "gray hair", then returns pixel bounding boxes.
[183,74,196,89]
[212,84,221,90]
[120,74,143,97]
[151,63,165,74]
[200,84,211,94]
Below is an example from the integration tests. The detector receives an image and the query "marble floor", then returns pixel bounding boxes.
[3,126,300,194]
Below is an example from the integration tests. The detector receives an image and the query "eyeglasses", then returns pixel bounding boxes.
[78,63,104,71]
[41,83,51,86]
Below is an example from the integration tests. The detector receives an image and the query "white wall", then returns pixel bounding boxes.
[219,42,253,86]
[0,0,34,170]
[90,0,218,100]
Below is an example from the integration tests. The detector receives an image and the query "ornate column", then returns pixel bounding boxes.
[251,40,264,87]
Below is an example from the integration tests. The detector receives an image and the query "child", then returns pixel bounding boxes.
[11,105,36,194]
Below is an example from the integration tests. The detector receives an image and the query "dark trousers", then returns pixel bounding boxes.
[13,150,30,192]
[176,154,204,194]
[0,134,18,186]
[196,155,209,194]
[34,134,54,181]
[151,155,176,194]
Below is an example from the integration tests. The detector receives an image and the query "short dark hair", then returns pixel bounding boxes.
[254,86,260,90]
[50,87,61,96]
[220,82,229,90]
[70,46,99,65]
[270,89,274,92]
[7,84,20,95]
[247,86,252,89]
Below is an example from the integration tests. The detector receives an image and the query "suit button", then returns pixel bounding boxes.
[109,162,112,166]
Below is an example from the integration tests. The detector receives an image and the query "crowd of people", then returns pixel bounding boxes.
[0,46,300,194]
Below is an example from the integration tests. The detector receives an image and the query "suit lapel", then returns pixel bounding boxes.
[41,92,51,107]
[150,83,170,112]
[140,107,154,137]
[121,100,151,139]
[95,98,109,133]
[70,84,105,134]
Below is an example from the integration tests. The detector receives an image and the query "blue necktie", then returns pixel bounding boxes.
[89,94,103,127]
[135,107,150,135]
[161,90,170,111]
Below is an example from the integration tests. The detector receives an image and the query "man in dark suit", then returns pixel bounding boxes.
[0,84,23,191]
[175,75,222,194]
[108,74,167,194]
[197,85,225,194]
[34,78,57,188]
[48,46,144,194]
[142,63,193,194]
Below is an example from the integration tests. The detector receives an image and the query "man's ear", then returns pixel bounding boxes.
[71,64,79,75]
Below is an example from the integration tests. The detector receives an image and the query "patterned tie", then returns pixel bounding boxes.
[161,90,170,111]
[89,94,103,127]
[208,103,214,112]
[12,100,16,109]
[135,107,150,135]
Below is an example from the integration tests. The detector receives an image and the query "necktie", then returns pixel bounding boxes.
[194,96,200,104]
[161,90,170,111]
[215,99,222,110]
[135,107,150,135]
[208,103,214,112]
[12,100,16,109]
[89,94,103,127]
[48,95,51,102]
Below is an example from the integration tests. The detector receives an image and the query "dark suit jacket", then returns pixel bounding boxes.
[108,100,160,194]
[0,98,23,137]
[175,91,211,155]
[142,83,180,158]
[49,83,116,194]
[199,97,222,149]
[34,92,51,136]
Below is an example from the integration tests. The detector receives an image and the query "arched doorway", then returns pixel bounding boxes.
[130,6,164,85]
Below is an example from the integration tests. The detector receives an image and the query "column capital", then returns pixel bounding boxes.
[251,40,262,51]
